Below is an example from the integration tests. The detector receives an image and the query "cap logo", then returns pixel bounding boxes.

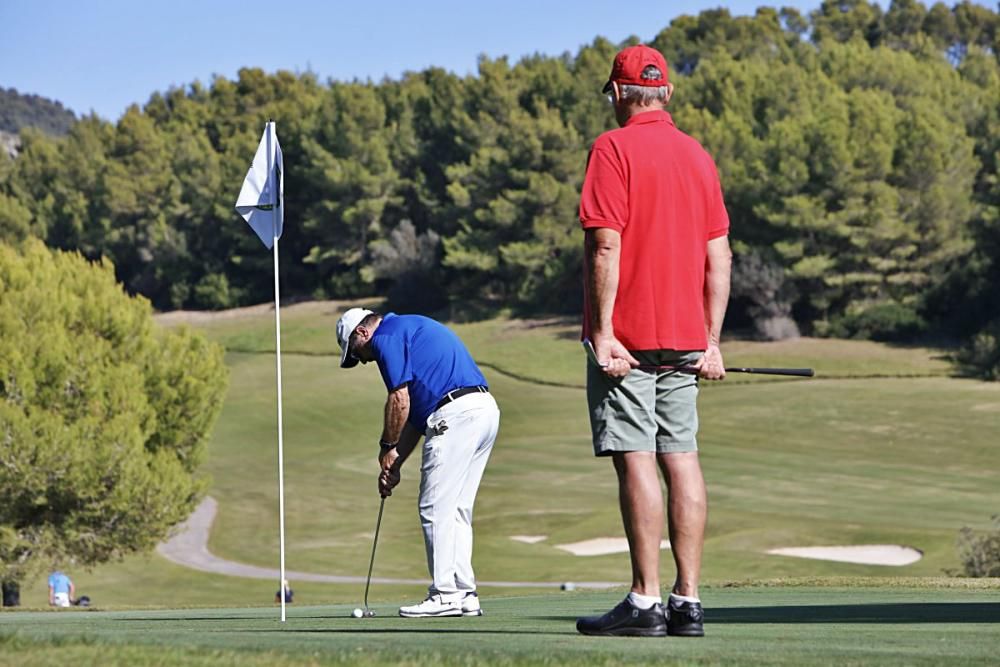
[604,44,669,93]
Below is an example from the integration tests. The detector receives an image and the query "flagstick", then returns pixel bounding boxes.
[267,121,288,624]
[274,234,287,624]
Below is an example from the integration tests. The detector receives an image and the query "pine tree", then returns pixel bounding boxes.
[0,240,228,586]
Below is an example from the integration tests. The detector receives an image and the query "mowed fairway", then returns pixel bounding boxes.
[6,301,1000,664]
[152,303,996,584]
[197,354,995,583]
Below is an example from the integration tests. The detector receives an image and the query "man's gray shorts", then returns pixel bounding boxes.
[586,349,703,456]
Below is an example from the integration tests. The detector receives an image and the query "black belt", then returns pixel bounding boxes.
[435,385,488,410]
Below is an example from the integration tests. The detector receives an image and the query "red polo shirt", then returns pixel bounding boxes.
[580,110,729,351]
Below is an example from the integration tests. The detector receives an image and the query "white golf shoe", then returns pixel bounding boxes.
[461,592,483,617]
[398,593,463,618]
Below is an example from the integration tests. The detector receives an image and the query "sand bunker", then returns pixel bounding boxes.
[767,545,923,566]
[510,535,548,544]
[557,537,671,557]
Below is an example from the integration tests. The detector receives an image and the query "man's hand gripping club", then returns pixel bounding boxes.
[378,420,421,498]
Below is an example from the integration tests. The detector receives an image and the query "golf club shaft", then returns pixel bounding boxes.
[635,365,815,377]
[583,339,813,377]
[363,496,385,610]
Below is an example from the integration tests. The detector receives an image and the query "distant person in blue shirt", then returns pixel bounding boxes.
[48,571,74,607]
[336,308,500,619]
[274,578,293,604]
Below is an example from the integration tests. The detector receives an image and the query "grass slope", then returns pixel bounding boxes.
[11,303,999,617]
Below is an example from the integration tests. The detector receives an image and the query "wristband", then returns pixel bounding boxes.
[379,440,397,450]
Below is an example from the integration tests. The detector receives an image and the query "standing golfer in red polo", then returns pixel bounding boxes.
[575,44,732,638]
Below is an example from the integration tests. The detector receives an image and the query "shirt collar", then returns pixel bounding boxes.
[624,109,675,128]
[371,312,396,339]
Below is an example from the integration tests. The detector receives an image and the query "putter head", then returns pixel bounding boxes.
[364,609,376,618]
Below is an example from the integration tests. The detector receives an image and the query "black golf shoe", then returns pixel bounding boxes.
[666,597,705,637]
[576,598,667,637]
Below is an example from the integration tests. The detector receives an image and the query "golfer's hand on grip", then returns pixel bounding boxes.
[592,334,639,379]
[379,467,400,497]
[378,446,399,471]
[694,343,725,380]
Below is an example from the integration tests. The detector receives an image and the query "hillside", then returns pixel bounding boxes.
[0,86,76,136]
[15,306,997,612]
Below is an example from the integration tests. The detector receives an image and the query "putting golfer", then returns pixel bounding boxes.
[575,44,731,638]
[336,308,500,618]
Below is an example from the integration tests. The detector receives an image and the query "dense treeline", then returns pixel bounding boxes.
[0,88,76,136]
[0,1,997,367]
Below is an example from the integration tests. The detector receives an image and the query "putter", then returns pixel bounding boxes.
[361,495,386,618]
[583,339,814,377]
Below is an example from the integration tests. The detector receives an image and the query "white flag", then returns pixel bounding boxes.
[235,122,284,249]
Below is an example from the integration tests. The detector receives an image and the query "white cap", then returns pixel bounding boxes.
[336,307,374,368]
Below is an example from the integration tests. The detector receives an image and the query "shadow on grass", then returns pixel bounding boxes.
[111,615,575,632]
[115,616,273,622]
[250,628,573,635]
[535,603,1000,625]
[715,603,1000,624]
[113,603,1000,627]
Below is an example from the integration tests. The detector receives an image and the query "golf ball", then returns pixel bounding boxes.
[351,608,364,618]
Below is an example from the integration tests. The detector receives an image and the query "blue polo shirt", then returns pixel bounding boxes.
[48,572,71,594]
[370,313,487,431]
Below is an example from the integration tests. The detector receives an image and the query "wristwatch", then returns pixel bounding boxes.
[379,440,397,450]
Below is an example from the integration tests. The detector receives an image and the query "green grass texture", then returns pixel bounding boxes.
[3,585,999,666]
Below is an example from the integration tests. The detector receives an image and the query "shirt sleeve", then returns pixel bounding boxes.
[579,142,628,233]
[371,333,412,391]
[705,156,730,240]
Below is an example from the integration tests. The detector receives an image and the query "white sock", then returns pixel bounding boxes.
[669,592,700,604]
[627,591,662,610]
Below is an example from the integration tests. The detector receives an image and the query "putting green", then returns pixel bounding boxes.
[2,585,998,666]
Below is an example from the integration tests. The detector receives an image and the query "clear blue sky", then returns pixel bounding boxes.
[4,0,835,121]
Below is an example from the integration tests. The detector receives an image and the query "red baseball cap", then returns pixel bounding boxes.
[602,45,669,94]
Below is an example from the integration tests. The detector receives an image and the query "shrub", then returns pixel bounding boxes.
[957,515,1000,577]
[731,249,800,341]
[370,220,447,313]
[0,240,228,585]
[957,320,1000,381]
[830,302,926,342]
[192,273,234,310]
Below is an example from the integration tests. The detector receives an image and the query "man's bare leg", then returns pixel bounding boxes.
[612,451,664,596]
[658,451,706,598]
[576,451,670,636]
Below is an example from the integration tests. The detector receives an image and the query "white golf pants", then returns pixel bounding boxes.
[419,391,500,597]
